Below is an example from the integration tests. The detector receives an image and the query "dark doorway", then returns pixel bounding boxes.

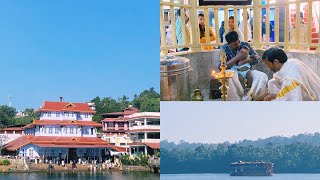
[68,148,77,162]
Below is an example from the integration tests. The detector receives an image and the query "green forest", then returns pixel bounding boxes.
[161,133,320,174]
[0,88,160,128]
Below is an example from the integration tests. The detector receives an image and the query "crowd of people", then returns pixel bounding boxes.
[163,9,319,101]
[164,9,312,52]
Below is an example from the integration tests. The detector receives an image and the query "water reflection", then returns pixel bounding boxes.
[0,171,159,180]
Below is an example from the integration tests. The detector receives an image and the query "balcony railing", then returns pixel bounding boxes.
[129,125,160,131]
[142,139,160,143]
[160,0,320,54]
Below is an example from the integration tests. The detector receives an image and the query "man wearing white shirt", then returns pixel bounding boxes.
[239,11,252,42]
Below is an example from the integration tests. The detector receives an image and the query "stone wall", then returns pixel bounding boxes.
[0,159,28,172]
[122,165,151,172]
[178,50,320,91]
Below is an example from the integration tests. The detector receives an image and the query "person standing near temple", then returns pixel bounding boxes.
[176,9,191,52]
[239,11,252,42]
[289,12,308,50]
[198,13,216,50]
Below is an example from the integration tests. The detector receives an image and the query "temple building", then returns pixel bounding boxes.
[4,100,124,162]
[102,107,160,156]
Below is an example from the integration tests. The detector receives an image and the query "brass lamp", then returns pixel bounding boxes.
[211,48,235,101]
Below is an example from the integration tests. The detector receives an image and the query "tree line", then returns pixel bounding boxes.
[0,87,160,127]
[161,133,320,174]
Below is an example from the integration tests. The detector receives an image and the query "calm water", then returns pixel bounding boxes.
[0,171,159,180]
[161,174,320,180]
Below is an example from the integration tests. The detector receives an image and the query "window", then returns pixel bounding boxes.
[55,127,59,134]
[29,149,33,157]
[91,128,93,135]
[120,143,126,146]
[85,113,88,118]
[51,149,55,157]
[43,127,46,134]
[56,113,60,117]
[48,112,51,117]
[66,112,69,117]
[70,127,73,134]
[49,128,53,134]
[118,123,124,127]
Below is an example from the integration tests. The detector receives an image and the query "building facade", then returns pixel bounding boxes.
[127,112,160,156]
[101,106,139,149]
[4,100,124,162]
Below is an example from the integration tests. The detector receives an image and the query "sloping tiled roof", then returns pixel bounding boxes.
[1,127,24,131]
[101,117,129,122]
[144,142,160,149]
[4,135,124,152]
[39,101,95,113]
[128,142,160,149]
[22,120,102,129]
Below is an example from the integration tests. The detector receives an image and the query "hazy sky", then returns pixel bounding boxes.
[161,102,320,144]
[0,1,159,111]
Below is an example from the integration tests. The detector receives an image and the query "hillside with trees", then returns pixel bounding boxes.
[161,133,320,174]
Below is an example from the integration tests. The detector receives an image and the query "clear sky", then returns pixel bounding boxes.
[161,102,320,144]
[0,1,159,111]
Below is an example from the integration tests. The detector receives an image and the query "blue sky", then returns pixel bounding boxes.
[0,1,159,111]
[161,102,320,144]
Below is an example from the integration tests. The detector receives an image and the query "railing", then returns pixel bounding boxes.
[160,0,320,54]
[129,125,160,131]
[142,139,160,143]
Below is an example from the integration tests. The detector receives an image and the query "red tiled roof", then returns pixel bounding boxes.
[102,107,139,116]
[1,127,24,131]
[4,135,124,152]
[128,142,160,149]
[22,120,102,129]
[144,142,160,149]
[39,101,95,113]
[101,117,128,122]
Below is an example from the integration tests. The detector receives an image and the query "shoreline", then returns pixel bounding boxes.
[0,165,158,174]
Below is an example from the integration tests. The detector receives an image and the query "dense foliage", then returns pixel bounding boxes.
[0,106,39,128]
[161,133,320,174]
[92,87,160,123]
[0,160,10,166]
[0,88,160,127]
[120,154,149,166]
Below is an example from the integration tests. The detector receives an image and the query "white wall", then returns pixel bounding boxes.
[40,111,93,121]
[34,125,96,137]
[18,144,40,159]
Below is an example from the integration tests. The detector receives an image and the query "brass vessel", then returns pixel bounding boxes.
[192,89,204,101]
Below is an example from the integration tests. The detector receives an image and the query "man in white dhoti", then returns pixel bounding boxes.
[220,31,268,101]
[262,47,320,101]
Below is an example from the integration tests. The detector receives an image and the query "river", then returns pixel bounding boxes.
[0,171,159,180]
[161,173,320,180]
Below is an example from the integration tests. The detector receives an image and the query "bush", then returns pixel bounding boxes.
[0,160,10,166]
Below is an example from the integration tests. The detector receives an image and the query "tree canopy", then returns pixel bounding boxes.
[161,133,320,174]
[0,87,160,126]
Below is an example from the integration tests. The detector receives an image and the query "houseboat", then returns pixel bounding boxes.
[230,161,274,176]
